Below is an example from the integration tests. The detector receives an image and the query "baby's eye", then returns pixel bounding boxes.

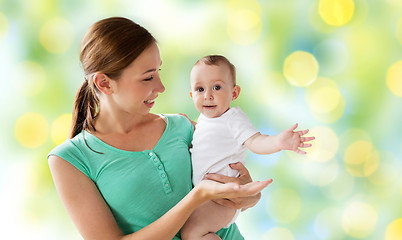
[196,87,204,92]
[213,85,221,91]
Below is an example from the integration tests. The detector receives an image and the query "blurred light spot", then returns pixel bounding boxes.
[51,114,72,145]
[266,188,301,223]
[314,207,344,239]
[313,39,349,76]
[344,141,379,177]
[12,61,46,97]
[284,51,319,87]
[321,169,354,201]
[306,77,345,123]
[310,87,341,113]
[387,0,402,7]
[308,126,339,162]
[318,0,355,26]
[303,158,339,186]
[397,18,402,44]
[342,201,377,238]
[15,112,49,148]
[227,0,262,45]
[387,61,402,97]
[368,151,399,186]
[262,227,295,240]
[40,18,75,53]
[257,71,290,107]
[0,12,8,41]
[386,218,402,240]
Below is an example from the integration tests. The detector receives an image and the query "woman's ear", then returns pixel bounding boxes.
[232,85,241,100]
[93,73,113,95]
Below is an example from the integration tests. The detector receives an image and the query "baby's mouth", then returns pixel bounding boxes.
[203,105,216,109]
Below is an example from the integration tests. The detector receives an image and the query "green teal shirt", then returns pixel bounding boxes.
[48,114,244,240]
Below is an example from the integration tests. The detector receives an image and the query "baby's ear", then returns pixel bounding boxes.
[232,85,241,100]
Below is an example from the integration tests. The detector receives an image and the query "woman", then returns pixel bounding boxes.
[48,17,271,240]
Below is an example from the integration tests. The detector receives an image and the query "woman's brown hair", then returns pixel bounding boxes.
[69,17,156,139]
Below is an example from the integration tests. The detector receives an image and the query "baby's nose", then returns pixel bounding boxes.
[204,91,213,100]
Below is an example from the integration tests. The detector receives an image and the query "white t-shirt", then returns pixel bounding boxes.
[190,106,259,185]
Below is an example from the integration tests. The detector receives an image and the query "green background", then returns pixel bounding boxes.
[1,0,401,239]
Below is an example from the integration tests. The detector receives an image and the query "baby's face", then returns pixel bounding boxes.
[190,63,237,118]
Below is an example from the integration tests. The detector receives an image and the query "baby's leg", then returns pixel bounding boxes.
[181,200,237,240]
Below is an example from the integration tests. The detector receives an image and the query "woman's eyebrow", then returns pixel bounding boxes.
[141,61,162,75]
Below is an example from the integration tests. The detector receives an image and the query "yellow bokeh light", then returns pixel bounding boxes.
[40,18,75,53]
[344,141,379,177]
[310,87,341,114]
[386,218,402,240]
[51,114,72,145]
[283,51,319,87]
[387,0,402,7]
[12,61,46,97]
[368,151,399,187]
[227,0,262,45]
[387,61,402,97]
[0,12,9,41]
[308,126,339,162]
[342,201,377,238]
[262,227,295,240]
[306,77,345,123]
[266,188,301,223]
[15,112,49,148]
[318,0,355,26]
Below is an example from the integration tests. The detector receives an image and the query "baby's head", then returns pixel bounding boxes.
[190,55,240,118]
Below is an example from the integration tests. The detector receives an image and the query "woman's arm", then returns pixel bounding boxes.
[49,156,270,240]
[205,162,272,210]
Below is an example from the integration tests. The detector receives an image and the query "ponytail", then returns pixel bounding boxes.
[69,78,99,139]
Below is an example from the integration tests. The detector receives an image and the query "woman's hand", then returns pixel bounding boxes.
[204,162,272,211]
[178,113,197,130]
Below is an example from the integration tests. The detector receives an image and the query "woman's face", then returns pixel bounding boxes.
[109,42,165,115]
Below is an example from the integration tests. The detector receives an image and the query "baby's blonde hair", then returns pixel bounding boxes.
[194,55,236,85]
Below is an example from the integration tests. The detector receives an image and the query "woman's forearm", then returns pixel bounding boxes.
[121,187,205,240]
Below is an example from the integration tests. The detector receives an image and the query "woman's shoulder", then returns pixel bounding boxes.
[49,133,85,156]
[159,113,192,127]
[48,132,93,179]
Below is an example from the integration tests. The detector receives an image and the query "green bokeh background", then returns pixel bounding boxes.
[1,0,401,239]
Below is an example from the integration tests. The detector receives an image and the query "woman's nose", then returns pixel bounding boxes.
[155,75,165,93]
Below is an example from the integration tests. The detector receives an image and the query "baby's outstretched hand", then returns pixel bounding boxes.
[277,123,315,154]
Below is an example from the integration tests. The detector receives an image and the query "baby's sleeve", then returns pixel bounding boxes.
[227,107,259,145]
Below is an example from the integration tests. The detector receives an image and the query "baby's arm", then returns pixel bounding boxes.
[244,123,315,155]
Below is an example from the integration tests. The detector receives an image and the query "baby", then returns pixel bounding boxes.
[181,55,315,240]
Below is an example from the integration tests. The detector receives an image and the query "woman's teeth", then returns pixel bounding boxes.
[145,99,155,104]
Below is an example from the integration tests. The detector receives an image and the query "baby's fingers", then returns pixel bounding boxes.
[302,136,315,142]
[299,143,312,148]
[295,149,307,155]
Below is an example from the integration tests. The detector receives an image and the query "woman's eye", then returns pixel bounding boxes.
[213,85,221,90]
[196,87,204,92]
[144,76,153,81]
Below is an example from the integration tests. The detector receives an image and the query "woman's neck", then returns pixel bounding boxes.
[94,108,151,135]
